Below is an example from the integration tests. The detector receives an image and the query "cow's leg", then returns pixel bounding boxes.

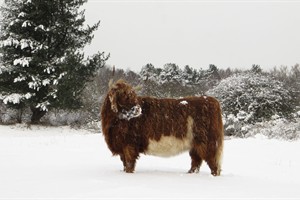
[123,145,139,173]
[119,153,126,171]
[188,148,203,173]
[206,143,222,176]
[207,158,221,176]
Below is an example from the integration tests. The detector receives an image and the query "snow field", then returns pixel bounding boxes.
[0,125,300,199]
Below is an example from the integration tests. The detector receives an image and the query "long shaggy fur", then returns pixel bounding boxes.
[101,79,224,175]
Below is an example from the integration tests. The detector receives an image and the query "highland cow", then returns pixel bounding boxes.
[101,79,224,176]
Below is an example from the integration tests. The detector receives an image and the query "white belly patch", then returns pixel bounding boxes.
[145,136,192,157]
[145,116,194,157]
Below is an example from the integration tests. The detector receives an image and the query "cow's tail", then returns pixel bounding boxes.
[215,107,224,176]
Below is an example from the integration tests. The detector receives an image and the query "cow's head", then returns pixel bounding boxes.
[108,79,142,120]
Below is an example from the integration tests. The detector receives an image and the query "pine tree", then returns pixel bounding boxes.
[0,0,108,123]
[250,64,262,74]
[140,63,158,81]
[159,63,182,84]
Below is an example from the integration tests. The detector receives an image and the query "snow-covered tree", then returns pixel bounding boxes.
[140,63,160,82]
[250,64,262,74]
[271,64,300,108]
[159,63,182,84]
[197,64,221,89]
[0,0,108,123]
[139,63,221,97]
[182,65,199,85]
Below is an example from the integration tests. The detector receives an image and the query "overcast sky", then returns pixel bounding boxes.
[83,0,300,72]
[1,0,297,72]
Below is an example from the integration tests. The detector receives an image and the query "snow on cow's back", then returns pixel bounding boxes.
[179,100,188,105]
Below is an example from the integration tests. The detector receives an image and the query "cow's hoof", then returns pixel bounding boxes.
[188,168,200,174]
[188,171,199,174]
[125,170,134,173]
[211,171,221,176]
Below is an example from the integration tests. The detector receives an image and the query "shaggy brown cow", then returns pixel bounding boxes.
[101,79,224,176]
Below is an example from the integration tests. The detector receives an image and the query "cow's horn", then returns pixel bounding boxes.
[133,85,142,92]
[108,79,114,89]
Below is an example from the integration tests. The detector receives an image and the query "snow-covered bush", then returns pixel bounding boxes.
[207,72,295,136]
[245,117,300,140]
[0,102,32,124]
[41,111,85,127]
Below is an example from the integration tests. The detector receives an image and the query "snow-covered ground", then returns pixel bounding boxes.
[1,124,300,199]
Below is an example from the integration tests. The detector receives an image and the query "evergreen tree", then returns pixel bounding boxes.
[140,63,158,81]
[182,65,195,85]
[250,64,262,74]
[0,0,108,123]
[159,63,182,84]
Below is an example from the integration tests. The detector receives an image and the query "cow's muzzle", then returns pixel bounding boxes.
[118,105,142,121]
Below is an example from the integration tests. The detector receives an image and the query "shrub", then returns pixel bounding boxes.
[207,72,295,136]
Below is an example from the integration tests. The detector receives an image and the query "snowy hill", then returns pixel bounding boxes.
[0,124,300,199]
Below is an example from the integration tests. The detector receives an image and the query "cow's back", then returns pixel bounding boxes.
[136,96,222,156]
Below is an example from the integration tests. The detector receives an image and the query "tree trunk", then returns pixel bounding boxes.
[30,106,47,124]
[16,108,23,123]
